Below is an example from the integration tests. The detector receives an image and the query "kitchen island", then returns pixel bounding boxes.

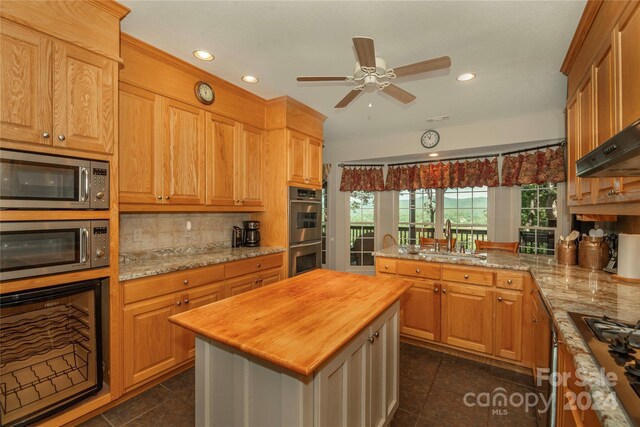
[169,269,412,426]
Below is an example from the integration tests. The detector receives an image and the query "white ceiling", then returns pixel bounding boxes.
[120,0,585,143]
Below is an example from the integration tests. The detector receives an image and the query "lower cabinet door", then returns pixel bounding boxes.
[183,282,224,359]
[225,274,258,296]
[123,294,182,389]
[255,268,283,288]
[494,290,523,361]
[370,303,399,427]
[441,282,494,354]
[400,279,440,341]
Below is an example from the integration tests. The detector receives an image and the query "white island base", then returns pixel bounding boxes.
[194,302,400,427]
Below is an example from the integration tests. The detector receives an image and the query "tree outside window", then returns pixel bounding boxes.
[398,189,436,245]
[349,191,375,266]
[519,183,558,254]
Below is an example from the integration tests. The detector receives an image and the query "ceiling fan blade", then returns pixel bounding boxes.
[335,90,362,108]
[297,76,349,82]
[382,84,416,104]
[353,37,376,69]
[393,56,451,78]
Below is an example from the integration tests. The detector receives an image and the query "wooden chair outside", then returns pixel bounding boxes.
[475,240,519,253]
[420,237,456,248]
[382,234,397,249]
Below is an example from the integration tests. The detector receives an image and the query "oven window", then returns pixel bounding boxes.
[0,159,78,201]
[296,212,318,229]
[0,229,80,272]
[295,252,318,275]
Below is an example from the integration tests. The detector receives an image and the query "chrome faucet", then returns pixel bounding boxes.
[444,219,453,252]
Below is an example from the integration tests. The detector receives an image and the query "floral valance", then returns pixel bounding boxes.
[339,166,385,192]
[384,158,499,191]
[501,147,566,186]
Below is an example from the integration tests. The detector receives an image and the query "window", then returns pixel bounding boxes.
[443,187,488,251]
[321,182,327,266]
[519,183,558,255]
[349,191,375,266]
[398,189,436,245]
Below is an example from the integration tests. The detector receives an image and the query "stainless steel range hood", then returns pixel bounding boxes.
[576,118,640,177]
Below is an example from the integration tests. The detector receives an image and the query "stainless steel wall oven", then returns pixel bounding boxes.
[289,187,322,276]
[0,149,109,210]
[0,279,103,427]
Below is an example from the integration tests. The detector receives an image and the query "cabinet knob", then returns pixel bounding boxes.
[176,301,182,306]
[165,196,170,200]
[157,195,162,200]
[373,331,379,338]
[183,279,189,285]
[533,319,537,323]
[257,263,261,268]
[498,297,503,302]
[507,279,513,284]
[434,287,439,293]
[464,274,469,279]
[367,336,375,344]
[415,268,420,274]
[42,132,50,138]
[384,265,389,270]
[184,299,190,304]
[442,289,447,294]
[58,134,65,141]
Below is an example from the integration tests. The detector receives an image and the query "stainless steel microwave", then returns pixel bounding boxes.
[0,149,109,209]
[0,221,110,281]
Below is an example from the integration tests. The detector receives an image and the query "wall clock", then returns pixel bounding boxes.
[194,81,215,105]
[421,129,440,149]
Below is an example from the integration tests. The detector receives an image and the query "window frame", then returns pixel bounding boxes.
[397,189,438,245]
[346,190,377,270]
[516,182,562,255]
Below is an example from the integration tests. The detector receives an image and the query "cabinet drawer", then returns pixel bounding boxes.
[396,260,440,280]
[495,271,524,291]
[441,265,493,286]
[224,253,284,279]
[123,264,225,304]
[376,258,396,274]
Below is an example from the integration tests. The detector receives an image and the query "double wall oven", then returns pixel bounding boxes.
[0,149,110,425]
[289,187,322,276]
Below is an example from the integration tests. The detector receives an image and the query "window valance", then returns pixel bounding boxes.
[339,166,385,192]
[501,146,566,186]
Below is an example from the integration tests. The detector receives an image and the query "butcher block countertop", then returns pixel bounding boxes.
[169,269,412,376]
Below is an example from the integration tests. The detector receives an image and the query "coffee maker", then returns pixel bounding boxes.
[243,220,260,247]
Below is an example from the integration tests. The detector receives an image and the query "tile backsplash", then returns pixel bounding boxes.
[120,213,249,253]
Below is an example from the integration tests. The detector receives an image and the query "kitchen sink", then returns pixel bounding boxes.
[399,246,487,260]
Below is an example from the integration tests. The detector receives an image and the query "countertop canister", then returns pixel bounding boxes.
[578,236,610,271]
[556,240,577,265]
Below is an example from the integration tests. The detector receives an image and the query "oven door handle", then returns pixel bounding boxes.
[290,240,322,248]
[80,167,89,202]
[80,228,89,263]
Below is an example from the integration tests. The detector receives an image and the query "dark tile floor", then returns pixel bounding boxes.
[80,344,539,427]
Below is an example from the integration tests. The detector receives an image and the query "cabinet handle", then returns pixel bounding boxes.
[464,274,469,279]
[184,299,190,304]
[176,301,182,306]
[384,265,389,270]
[373,331,379,339]
[367,336,375,344]
[157,195,162,200]
[415,268,420,274]
[442,289,447,294]
[165,196,170,200]
[533,318,537,323]
[434,287,439,293]
[58,134,65,141]
[42,132,50,138]
[507,279,513,284]
[257,263,261,268]
[498,297,503,302]
[183,279,189,285]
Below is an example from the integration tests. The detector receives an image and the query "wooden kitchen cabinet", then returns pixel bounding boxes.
[567,95,580,206]
[577,74,595,204]
[119,84,161,204]
[161,97,206,205]
[237,124,264,207]
[441,282,494,354]
[205,113,237,207]
[183,282,224,359]
[494,290,523,361]
[400,279,440,341]
[287,129,322,188]
[0,20,116,154]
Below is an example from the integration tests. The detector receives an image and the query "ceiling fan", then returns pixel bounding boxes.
[297,37,451,108]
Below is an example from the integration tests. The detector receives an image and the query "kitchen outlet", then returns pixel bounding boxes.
[186,221,192,232]
[133,229,143,242]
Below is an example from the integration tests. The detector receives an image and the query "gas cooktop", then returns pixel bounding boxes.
[568,312,640,425]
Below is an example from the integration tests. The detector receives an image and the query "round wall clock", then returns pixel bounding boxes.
[421,129,440,149]
[194,81,215,105]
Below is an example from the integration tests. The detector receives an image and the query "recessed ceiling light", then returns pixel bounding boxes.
[426,115,449,122]
[457,73,476,82]
[193,50,214,61]
[428,153,439,157]
[241,75,259,84]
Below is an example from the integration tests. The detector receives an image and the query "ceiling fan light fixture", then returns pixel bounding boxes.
[456,72,476,82]
[241,75,259,84]
[426,115,449,122]
[193,50,214,61]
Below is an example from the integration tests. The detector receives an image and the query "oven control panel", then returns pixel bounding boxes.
[90,161,110,209]
[91,221,110,267]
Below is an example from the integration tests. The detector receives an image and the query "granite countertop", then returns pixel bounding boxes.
[374,245,640,427]
[119,244,286,281]
[169,269,413,376]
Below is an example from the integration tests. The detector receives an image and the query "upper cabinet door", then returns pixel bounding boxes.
[0,20,52,145]
[206,113,237,206]
[239,124,264,207]
[577,74,594,204]
[305,137,322,187]
[617,2,640,129]
[162,98,206,205]
[287,130,306,185]
[119,84,162,204]
[566,95,580,206]
[53,41,116,154]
